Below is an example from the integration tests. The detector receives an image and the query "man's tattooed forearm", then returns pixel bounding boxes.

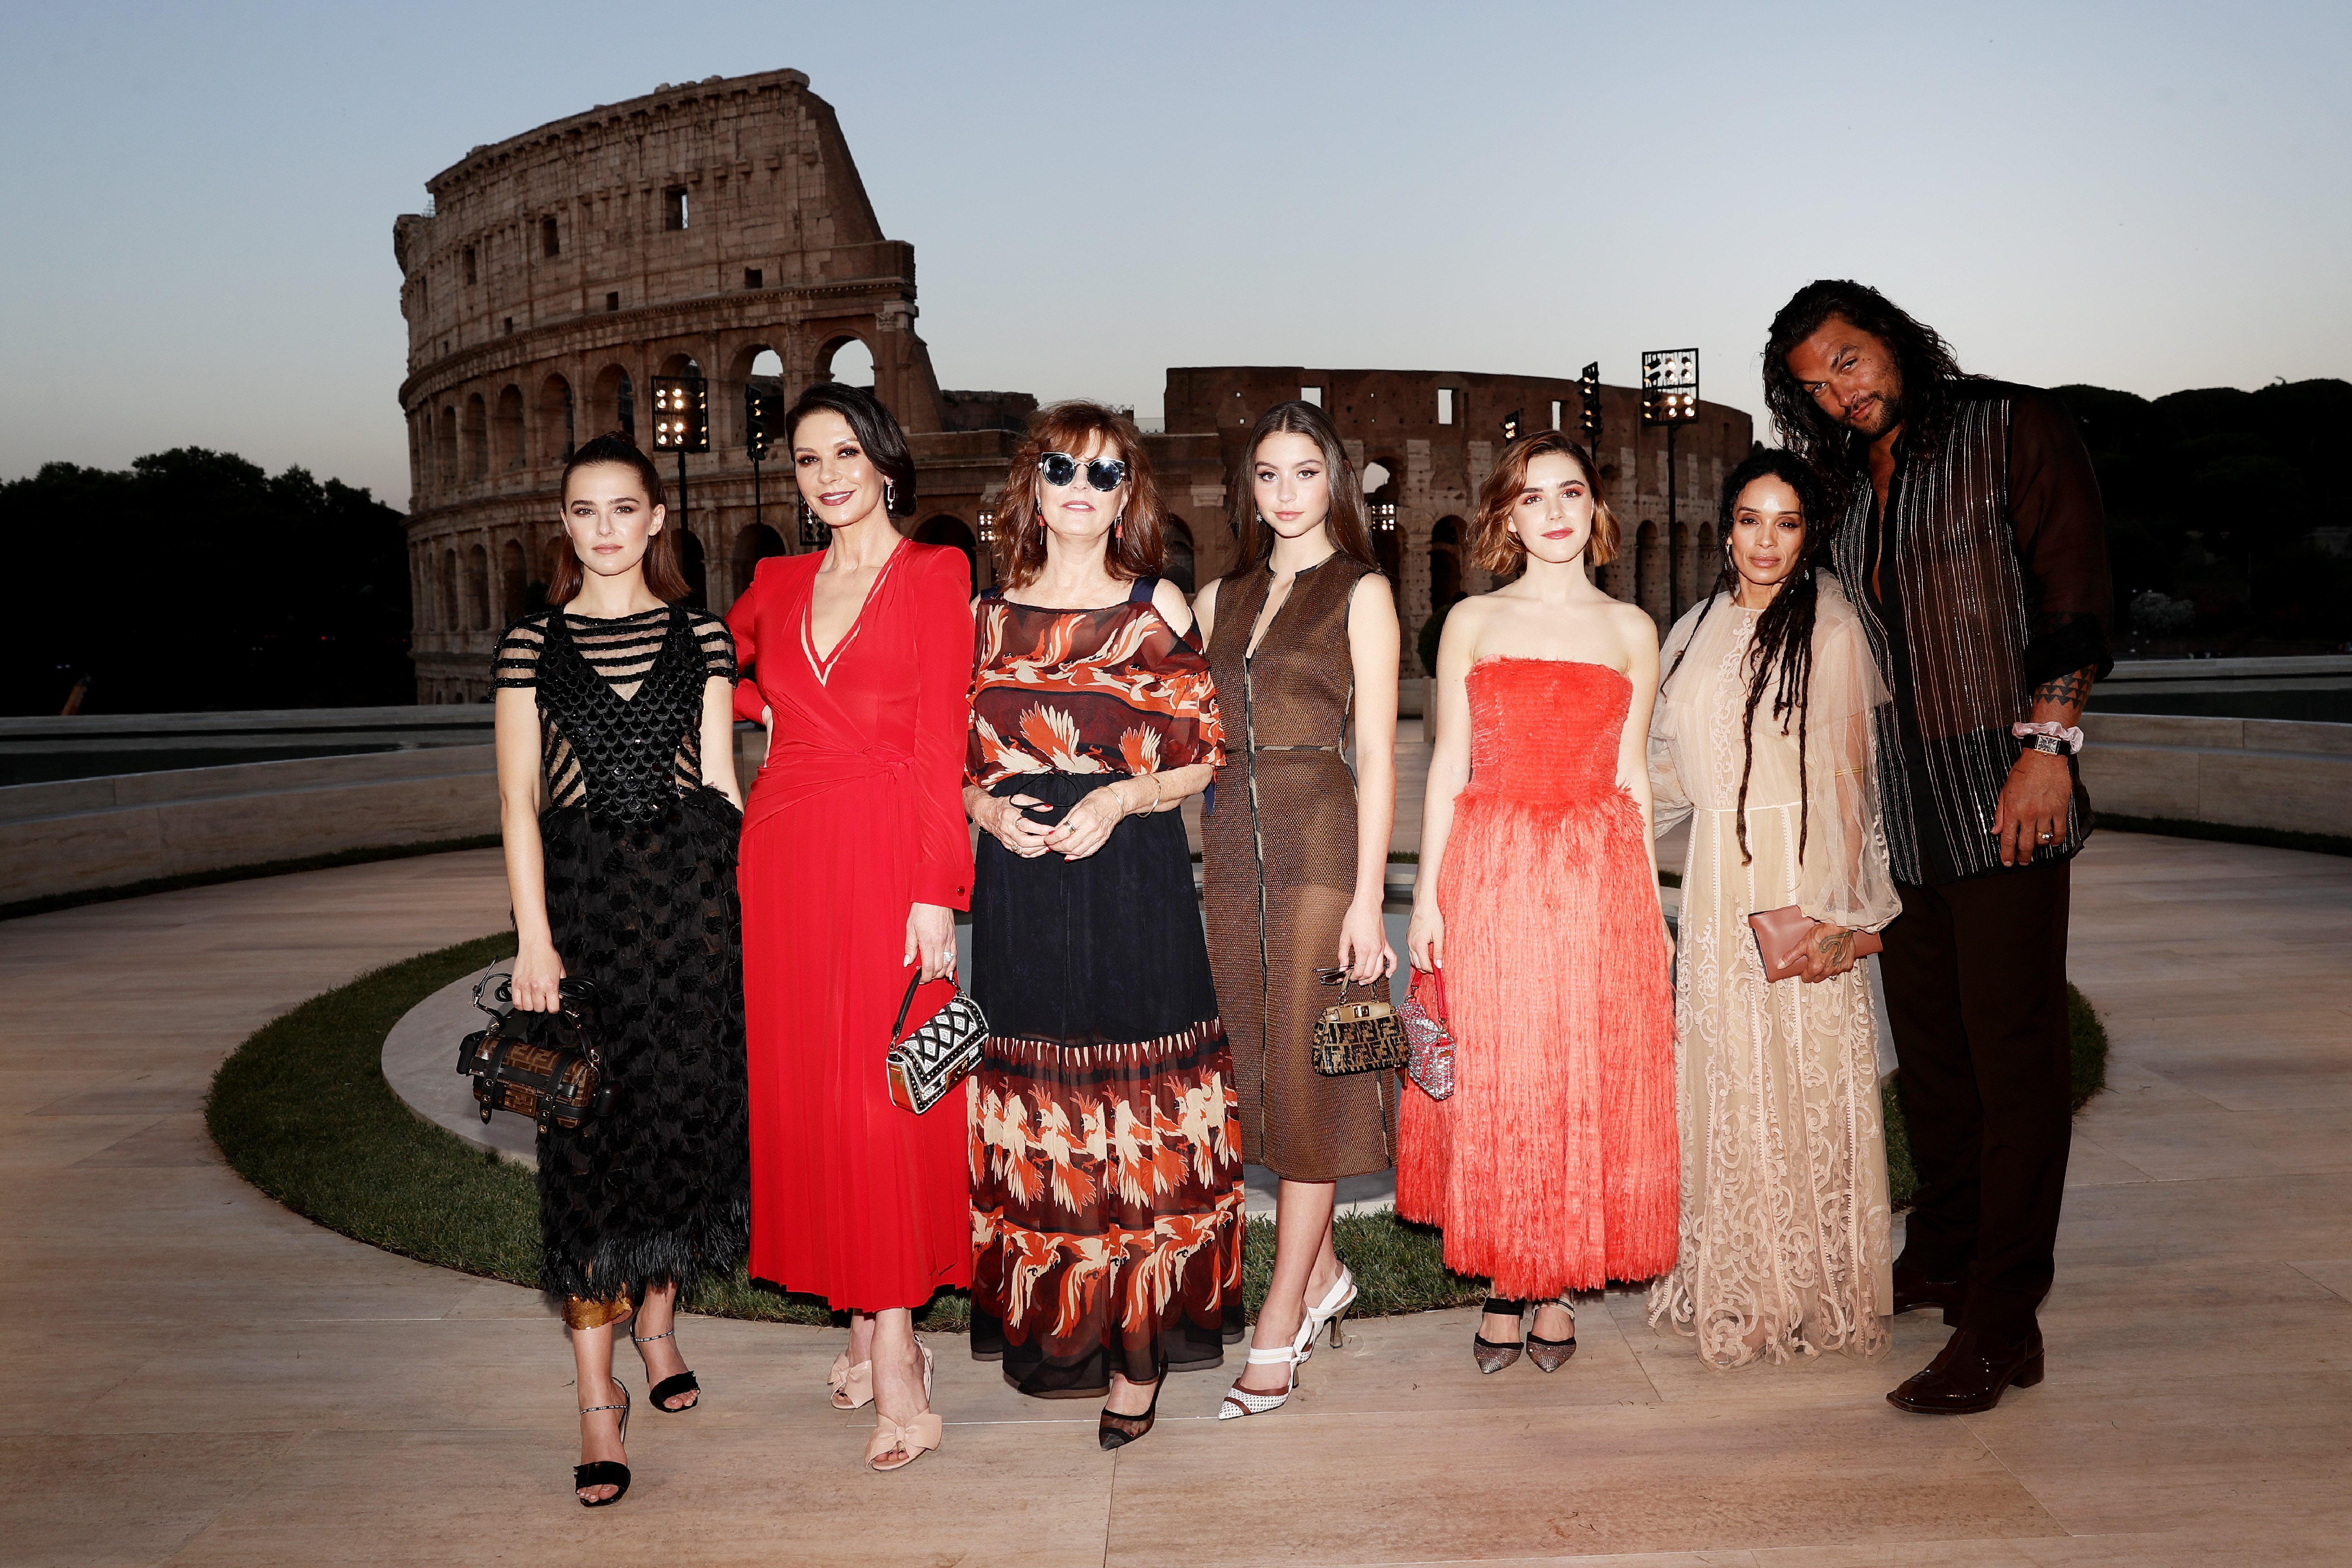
[2032,666,2095,711]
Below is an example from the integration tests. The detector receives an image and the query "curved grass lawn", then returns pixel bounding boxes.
[206,933,2107,1327]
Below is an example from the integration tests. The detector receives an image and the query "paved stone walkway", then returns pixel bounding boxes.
[4,833,2347,1566]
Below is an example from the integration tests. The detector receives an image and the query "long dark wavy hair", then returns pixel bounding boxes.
[1763,280,1974,501]
[1661,448,1832,867]
[1230,400,1379,570]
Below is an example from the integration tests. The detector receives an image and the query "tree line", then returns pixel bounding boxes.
[4,381,2344,719]
[0,448,414,716]
[2056,377,2352,651]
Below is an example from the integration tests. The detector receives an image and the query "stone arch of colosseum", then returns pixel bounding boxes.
[1160,367,1752,678]
[394,71,1749,701]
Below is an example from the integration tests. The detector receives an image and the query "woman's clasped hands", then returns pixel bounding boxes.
[975,791,1058,858]
[977,778,1149,863]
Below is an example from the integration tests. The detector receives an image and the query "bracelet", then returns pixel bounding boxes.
[2012,721,2084,755]
[1143,773,1163,812]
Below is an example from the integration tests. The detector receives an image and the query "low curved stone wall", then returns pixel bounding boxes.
[2079,713,2352,838]
[0,713,779,908]
[0,745,501,905]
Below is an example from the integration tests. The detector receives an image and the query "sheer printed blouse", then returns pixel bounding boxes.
[1649,577,1900,933]
[492,605,735,818]
[966,580,1226,788]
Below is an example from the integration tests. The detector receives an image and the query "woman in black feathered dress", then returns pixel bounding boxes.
[491,433,749,1506]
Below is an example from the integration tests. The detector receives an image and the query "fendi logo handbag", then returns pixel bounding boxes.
[1309,966,1409,1076]
[884,971,988,1115]
[454,972,611,1134]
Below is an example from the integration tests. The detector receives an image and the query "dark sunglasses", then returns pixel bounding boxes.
[1039,452,1129,491]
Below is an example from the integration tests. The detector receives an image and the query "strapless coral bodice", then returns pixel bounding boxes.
[1465,658,1631,800]
[1399,652,1677,1295]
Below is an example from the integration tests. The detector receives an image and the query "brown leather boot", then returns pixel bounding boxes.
[1887,1327,2044,1415]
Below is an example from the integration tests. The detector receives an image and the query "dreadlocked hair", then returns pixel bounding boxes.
[1661,449,1832,867]
[1762,279,1975,510]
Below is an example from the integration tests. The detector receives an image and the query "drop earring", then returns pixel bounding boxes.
[884,480,896,512]
[1114,510,1125,546]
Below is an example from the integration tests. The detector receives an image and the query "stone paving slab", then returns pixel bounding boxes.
[3,834,2347,1565]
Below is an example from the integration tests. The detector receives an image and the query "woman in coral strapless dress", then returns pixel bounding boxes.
[1399,430,1678,1374]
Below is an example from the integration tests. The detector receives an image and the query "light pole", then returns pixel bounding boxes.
[744,383,778,539]
[651,373,711,602]
[1577,362,1609,596]
[1641,349,1699,616]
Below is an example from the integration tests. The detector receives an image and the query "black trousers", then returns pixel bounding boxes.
[1881,855,2073,1339]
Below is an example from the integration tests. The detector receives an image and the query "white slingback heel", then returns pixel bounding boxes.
[1293,1264,1358,1363]
[1218,1344,1302,1420]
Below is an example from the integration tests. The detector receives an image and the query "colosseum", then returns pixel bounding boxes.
[394,69,1748,701]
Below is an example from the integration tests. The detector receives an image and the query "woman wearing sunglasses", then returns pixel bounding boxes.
[964,401,1244,1450]
[1194,399,1399,1418]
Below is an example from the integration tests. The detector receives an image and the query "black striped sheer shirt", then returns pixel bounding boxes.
[1831,381,2112,885]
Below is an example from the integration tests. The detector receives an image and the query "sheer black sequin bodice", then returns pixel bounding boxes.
[488,601,749,1307]
[494,606,735,822]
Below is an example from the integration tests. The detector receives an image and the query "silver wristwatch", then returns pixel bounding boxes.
[2024,732,2067,756]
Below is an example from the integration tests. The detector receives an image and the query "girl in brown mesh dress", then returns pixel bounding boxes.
[1195,400,1402,1418]
[492,436,750,1505]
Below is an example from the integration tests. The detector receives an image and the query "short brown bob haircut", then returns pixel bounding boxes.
[1470,430,1619,574]
[992,401,1166,591]
[548,433,690,606]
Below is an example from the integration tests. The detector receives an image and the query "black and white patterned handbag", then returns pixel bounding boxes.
[883,970,988,1114]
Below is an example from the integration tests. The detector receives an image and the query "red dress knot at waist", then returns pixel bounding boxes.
[747,737,918,830]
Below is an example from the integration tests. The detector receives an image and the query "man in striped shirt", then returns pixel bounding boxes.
[1769,280,2110,1416]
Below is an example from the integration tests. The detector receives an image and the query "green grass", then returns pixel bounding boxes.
[206,934,2110,1320]
[206,932,538,1283]
[1243,1212,1485,1317]
[3,833,502,924]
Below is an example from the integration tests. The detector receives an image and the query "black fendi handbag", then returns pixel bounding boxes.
[454,973,611,1134]
[1309,966,1409,1076]
[884,971,989,1115]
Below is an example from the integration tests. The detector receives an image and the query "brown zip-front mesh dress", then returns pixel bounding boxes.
[1202,553,1398,1181]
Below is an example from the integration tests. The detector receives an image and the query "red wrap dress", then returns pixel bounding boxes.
[729,539,976,1311]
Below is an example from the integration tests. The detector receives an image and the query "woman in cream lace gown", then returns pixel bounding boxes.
[1646,450,1899,1369]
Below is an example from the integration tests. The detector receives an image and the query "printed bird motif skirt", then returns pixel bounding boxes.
[967,773,1246,1396]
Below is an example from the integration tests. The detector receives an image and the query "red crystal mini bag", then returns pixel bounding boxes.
[1397,967,1456,1100]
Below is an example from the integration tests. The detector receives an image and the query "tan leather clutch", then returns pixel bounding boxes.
[1747,904,1882,982]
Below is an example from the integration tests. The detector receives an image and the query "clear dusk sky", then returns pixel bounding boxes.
[1,1,2344,507]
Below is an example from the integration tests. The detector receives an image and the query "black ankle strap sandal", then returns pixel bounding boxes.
[574,1384,631,1506]
[632,1328,701,1413]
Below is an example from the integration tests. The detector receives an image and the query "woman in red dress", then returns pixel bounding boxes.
[729,384,974,1473]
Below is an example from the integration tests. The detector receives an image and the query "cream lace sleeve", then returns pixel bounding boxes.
[1648,612,1700,842]
[1796,599,1901,932]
